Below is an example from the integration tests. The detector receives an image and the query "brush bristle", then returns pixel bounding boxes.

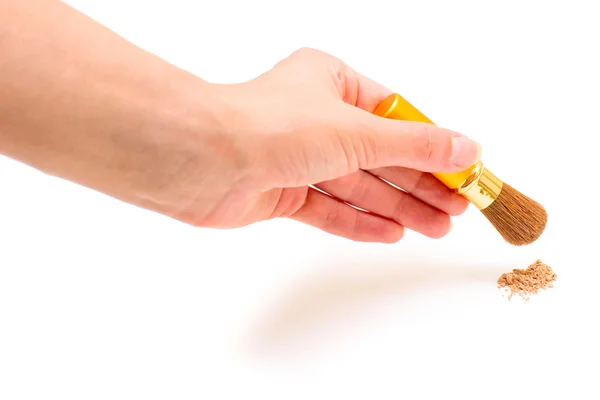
[480,183,547,246]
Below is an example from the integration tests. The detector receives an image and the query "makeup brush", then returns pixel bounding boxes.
[373,93,547,246]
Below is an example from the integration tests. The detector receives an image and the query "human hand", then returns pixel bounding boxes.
[168,48,482,242]
[0,1,481,244]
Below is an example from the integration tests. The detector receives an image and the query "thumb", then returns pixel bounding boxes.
[345,106,482,173]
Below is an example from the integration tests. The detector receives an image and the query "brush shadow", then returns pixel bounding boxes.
[243,254,506,360]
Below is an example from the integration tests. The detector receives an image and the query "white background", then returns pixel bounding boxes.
[1,0,599,399]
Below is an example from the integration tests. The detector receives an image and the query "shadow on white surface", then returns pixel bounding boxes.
[243,253,509,361]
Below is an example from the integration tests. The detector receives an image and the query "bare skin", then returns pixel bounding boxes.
[0,0,481,243]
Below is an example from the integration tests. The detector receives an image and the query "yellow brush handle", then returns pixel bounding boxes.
[372,93,476,190]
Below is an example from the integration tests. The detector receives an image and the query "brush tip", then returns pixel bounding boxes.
[481,183,547,246]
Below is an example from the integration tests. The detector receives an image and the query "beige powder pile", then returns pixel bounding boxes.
[497,259,556,301]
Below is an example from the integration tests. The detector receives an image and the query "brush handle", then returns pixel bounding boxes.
[372,93,476,190]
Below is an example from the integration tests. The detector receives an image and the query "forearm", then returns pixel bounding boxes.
[0,1,231,213]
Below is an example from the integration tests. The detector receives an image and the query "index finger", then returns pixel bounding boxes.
[337,61,394,112]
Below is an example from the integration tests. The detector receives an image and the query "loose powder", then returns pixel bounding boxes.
[497,259,556,301]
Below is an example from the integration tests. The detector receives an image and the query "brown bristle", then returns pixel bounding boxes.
[480,183,547,246]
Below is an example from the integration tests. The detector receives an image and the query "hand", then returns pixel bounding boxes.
[168,48,482,242]
[0,1,481,244]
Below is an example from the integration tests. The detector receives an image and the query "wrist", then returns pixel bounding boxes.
[0,0,248,223]
[84,75,245,220]
[0,62,240,220]
[131,79,245,217]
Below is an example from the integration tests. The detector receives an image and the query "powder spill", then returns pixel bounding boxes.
[497,259,556,301]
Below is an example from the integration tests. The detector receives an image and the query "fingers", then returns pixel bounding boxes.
[352,72,394,113]
[368,166,469,217]
[290,187,405,243]
[335,62,393,112]
[280,48,393,113]
[335,56,482,173]
[267,48,482,182]
[342,106,482,173]
[314,170,454,239]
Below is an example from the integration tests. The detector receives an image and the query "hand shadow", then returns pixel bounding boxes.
[243,253,507,361]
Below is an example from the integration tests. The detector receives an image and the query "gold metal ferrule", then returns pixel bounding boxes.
[456,161,503,210]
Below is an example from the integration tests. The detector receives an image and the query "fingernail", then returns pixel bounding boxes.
[451,137,482,168]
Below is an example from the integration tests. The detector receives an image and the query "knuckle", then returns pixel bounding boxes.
[392,195,409,219]
[291,47,321,59]
[356,131,378,168]
[412,124,437,162]
[290,47,339,66]
[346,118,378,169]
[411,124,452,164]
[408,171,427,194]
[348,172,370,203]
[324,201,341,226]
[331,127,360,174]
[348,209,360,242]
